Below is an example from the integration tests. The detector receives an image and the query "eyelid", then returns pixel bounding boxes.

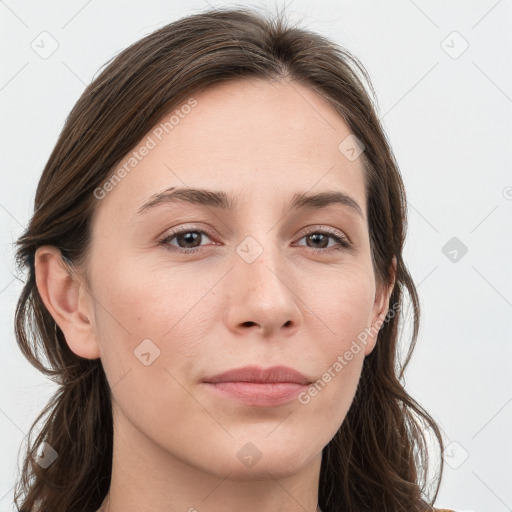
[159,223,217,241]
[295,224,351,245]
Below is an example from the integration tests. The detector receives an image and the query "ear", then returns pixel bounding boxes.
[34,246,100,359]
[363,255,397,356]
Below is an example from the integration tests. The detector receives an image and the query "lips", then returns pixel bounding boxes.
[202,365,312,407]
[203,364,311,385]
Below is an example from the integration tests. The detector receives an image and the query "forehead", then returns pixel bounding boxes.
[94,78,367,220]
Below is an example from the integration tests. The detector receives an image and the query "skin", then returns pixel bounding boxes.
[35,77,395,512]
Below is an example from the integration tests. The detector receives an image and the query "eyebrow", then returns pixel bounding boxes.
[136,186,364,218]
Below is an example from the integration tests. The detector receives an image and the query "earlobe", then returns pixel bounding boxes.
[34,246,100,360]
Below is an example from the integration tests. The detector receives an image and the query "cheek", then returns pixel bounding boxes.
[290,267,375,427]
[302,264,375,343]
[90,260,210,434]
[93,251,204,335]
[91,255,222,382]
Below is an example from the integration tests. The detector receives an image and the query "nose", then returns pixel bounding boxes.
[224,241,302,339]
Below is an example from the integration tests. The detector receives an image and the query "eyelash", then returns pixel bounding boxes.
[158,225,352,255]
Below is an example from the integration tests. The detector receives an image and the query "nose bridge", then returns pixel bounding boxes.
[235,230,288,295]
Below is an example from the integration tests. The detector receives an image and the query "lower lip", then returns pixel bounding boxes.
[203,382,308,407]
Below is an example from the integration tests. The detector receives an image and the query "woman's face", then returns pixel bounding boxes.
[78,78,393,480]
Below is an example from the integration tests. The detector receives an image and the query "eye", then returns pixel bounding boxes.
[158,227,215,254]
[158,225,352,254]
[294,227,351,253]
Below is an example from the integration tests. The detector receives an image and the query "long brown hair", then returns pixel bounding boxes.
[13,5,444,511]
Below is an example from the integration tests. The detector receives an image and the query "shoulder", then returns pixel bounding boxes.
[434,508,456,512]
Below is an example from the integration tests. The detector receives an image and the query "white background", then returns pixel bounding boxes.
[1,1,511,511]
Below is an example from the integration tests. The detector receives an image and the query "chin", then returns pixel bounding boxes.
[209,438,319,481]
[220,457,312,482]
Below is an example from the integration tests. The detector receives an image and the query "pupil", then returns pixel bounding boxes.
[180,232,200,247]
[309,233,328,248]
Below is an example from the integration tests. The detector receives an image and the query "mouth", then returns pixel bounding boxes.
[202,365,312,407]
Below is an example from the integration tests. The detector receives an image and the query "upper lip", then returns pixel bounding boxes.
[203,365,311,385]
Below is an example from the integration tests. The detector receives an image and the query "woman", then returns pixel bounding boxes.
[13,6,455,512]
